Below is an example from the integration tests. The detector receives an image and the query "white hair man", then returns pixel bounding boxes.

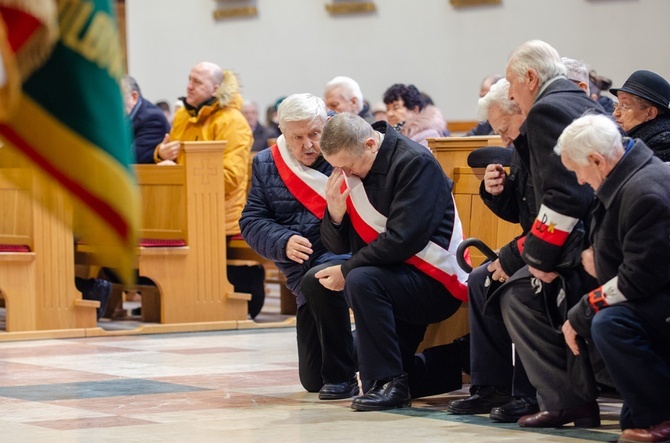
[556,114,670,443]
[447,79,539,422]
[561,57,590,95]
[499,40,606,428]
[324,76,374,122]
[239,93,358,400]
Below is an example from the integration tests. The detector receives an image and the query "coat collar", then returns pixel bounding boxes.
[596,138,655,209]
[536,76,585,102]
[368,120,397,177]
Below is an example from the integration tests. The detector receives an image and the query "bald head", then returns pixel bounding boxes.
[186,61,223,107]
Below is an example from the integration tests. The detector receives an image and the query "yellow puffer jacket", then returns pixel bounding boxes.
[154,71,253,235]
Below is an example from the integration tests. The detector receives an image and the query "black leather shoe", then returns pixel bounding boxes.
[351,373,411,411]
[446,385,511,415]
[490,396,539,422]
[518,401,600,428]
[318,377,359,400]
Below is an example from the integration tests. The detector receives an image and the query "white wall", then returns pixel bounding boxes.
[126,0,670,121]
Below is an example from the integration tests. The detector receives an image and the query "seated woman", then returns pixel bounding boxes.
[610,69,670,161]
[382,83,446,148]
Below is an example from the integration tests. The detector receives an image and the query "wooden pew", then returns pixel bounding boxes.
[77,141,250,324]
[227,235,297,316]
[0,168,99,332]
[418,136,522,352]
[229,144,296,317]
[446,120,479,136]
[136,141,250,323]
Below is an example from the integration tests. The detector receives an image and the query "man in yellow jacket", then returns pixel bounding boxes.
[154,61,253,235]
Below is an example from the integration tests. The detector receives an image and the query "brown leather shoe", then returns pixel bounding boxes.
[619,420,670,443]
[518,401,600,428]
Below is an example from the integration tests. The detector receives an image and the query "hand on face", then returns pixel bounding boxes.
[325,168,350,224]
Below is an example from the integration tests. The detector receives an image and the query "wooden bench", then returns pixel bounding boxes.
[0,168,99,332]
[77,141,250,324]
[446,120,479,136]
[227,235,297,315]
[418,136,522,352]
[232,145,296,317]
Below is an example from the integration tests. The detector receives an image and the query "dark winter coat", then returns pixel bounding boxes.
[627,112,670,162]
[568,139,670,338]
[480,130,536,276]
[521,77,604,272]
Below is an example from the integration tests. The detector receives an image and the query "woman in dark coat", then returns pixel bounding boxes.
[610,69,670,161]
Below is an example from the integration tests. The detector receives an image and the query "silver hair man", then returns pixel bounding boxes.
[278,93,328,129]
[508,40,567,86]
[555,114,623,166]
[324,76,365,114]
[562,57,590,95]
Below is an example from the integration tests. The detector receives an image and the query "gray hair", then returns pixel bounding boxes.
[508,40,567,86]
[477,78,520,121]
[321,112,373,156]
[277,93,327,129]
[562,57,590,94]
[562,57,589,84]
[122,75,141,95]
[555,114,623,165]
[324,76,364,113]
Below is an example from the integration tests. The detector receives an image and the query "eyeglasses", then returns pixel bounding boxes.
[613,102,634,113]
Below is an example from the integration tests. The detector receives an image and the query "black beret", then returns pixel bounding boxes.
[467,146,513,168]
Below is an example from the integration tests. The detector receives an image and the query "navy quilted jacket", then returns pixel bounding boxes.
[239,147,348,307]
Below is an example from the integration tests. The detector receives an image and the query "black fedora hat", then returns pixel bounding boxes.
[610,70,670,110]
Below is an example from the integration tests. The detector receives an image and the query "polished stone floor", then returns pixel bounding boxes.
[0,325,623,443]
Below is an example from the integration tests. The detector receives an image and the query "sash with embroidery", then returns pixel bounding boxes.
[342,174,469,302]
[271,135,328,219]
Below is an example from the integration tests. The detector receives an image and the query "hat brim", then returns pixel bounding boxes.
[609,86,670,110]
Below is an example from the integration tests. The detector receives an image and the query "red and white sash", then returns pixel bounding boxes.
[342,174,469,302]
[271,135,328,219]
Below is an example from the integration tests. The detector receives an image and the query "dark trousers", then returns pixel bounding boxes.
[296,261,356,392]
[591,304,670,430]
[500,267,598,411]
[468,264,534,397]
[344,264,461,385]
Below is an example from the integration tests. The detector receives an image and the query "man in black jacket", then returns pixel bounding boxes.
[557,114,670,443]
[316,112,468,411]
[447,78,538,422]
[497,40,604,428]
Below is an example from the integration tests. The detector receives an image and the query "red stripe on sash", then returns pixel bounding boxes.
[271,144,327,220]
[342,178,468,302]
